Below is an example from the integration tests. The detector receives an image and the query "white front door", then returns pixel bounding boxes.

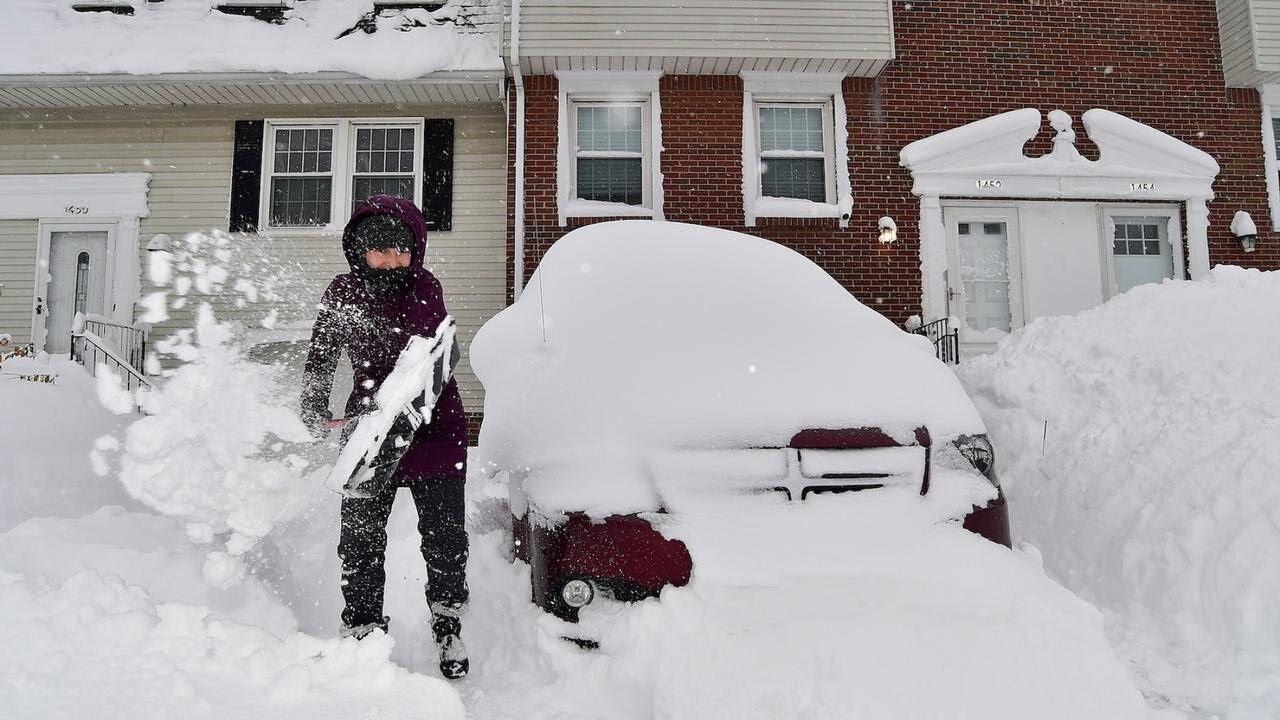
[1107,214,1177,295]
[43,230,109,354]
[943,207,1024,355]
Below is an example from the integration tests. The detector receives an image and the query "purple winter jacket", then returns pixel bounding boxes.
[301,195,468,482]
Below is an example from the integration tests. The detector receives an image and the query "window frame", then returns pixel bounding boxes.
[740,72,852,228]
[568,98,651,210]
[259,117,425,234]
[1261,86,1280,232]
[753,100,837,206]
[555,70,664,226]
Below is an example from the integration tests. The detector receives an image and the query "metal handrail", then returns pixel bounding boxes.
[71,330,152,393]
[73,314,147,371]
[69,314,151,401]
[911,317,960,365]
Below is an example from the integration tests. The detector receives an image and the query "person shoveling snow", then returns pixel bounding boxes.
[300,195,471,680]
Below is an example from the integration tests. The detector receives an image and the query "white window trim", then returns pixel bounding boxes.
[1260,85,1280,232]
[259,117,425,234]
[741,72,852,228]
[555,71,664,226]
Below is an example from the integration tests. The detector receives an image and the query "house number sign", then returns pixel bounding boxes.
[976,179,1002,189]
[64,205,90,215]
[1130,182,1155,191]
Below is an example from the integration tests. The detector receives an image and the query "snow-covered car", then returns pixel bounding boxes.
[471,221,1010,622]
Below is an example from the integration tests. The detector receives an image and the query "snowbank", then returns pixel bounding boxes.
[959,266,1280,718]
[0,355,139,532]
[0,509,465,720]
[0,0,499,78]
[472,220,983,510]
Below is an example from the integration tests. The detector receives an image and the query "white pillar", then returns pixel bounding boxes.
[919,194,948,320]
[1186,197,1211,280]
[113,215,141,325]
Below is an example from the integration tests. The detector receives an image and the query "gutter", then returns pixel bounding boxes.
[511,0,526,301]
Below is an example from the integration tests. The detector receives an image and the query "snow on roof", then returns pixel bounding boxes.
[472,221,985,476]
[0,0,500,79]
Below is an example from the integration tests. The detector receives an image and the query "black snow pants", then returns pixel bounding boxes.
[338,476,469,630]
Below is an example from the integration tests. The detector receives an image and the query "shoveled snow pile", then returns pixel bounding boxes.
[958,266,1280,719]
[0,0,499,78]
[103,305,315,560]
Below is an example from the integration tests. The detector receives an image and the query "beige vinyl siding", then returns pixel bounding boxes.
[504,0,894,74]
[0,219,37,345]
[1219,0,1260,86]
[0,104,506,411]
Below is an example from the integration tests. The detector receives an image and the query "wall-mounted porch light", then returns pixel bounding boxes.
[878,216,897,244]
[1230,211,1258,253]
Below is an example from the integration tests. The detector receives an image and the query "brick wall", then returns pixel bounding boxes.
[507,0,1279,324]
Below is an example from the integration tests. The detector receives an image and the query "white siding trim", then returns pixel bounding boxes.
[0,173,150,220]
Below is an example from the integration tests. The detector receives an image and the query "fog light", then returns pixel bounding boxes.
[561,579,595,608]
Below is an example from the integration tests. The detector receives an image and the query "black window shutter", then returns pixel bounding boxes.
[230,120,265,232]
[421,118,455,232]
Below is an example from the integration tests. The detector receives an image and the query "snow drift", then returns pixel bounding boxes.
[959,265,1280,718]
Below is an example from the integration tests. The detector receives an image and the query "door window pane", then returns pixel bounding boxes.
[959,221,1012,333]
[74,252,91,315]
[1112,216,1174,292]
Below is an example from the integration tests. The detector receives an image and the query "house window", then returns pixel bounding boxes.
[740,72,852,227]
[351,127,416,213]
[262,119,422,230]
[555,70,663,225]
[269,127,334,227]
[573,103,645,205]
[757,104,832,203]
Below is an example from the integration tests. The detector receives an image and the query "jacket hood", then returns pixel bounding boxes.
[342,195,429,273]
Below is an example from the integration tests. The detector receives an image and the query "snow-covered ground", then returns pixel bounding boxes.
[2,261,1277,719]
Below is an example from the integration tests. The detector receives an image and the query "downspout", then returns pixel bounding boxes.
[511,0,526,301]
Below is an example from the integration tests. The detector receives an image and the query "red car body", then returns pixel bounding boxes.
[512,426,1011,622]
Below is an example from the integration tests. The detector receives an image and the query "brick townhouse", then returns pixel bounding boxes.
[506,0,1280,357]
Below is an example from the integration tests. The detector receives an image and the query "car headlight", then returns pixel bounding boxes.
[953,434,999,486]
[561,578,595,609]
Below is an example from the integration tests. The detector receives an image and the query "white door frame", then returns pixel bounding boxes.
[1098,204,1184,300]
[0,173,150,349]
[33,221,120,353]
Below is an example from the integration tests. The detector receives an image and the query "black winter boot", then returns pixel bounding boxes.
[431,615,469,680]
